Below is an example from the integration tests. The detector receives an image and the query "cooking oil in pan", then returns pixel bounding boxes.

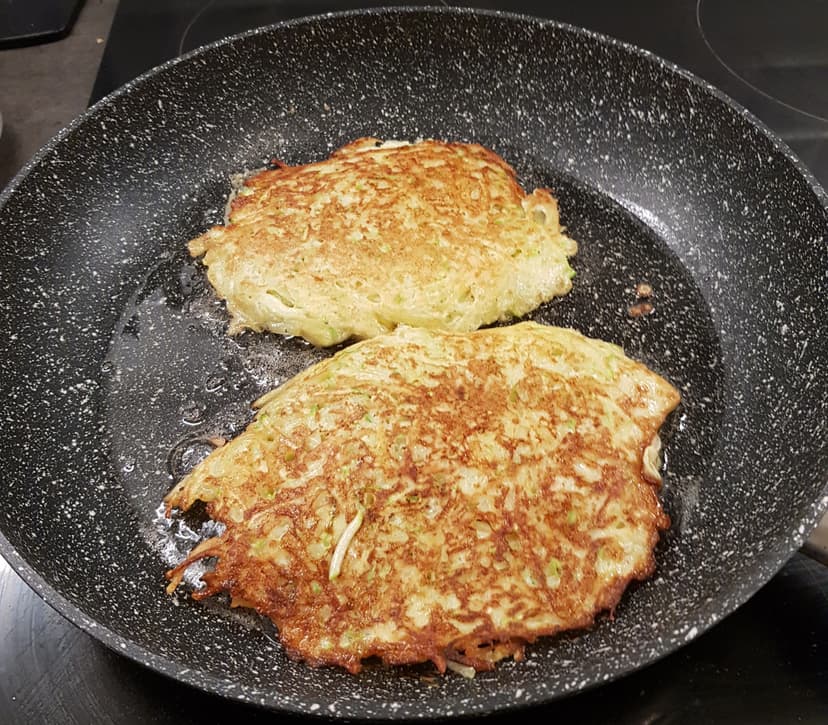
[102,167,724,619]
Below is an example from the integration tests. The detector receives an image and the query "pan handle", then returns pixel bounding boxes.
[800,542,828,567]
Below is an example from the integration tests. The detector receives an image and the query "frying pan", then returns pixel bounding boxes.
[0,7,826,719]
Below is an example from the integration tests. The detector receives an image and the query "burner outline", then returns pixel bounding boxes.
[696,0,828,123]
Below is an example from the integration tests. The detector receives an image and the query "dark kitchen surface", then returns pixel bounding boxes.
[0,0,116,190]
[0,0,83,48]
[1,1,827,723]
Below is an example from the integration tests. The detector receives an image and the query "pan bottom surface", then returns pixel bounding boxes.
[103,149,723,700]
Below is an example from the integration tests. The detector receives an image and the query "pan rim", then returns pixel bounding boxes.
[0,5,827,719]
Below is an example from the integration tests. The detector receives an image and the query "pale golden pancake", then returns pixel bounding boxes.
[189,139,577,346]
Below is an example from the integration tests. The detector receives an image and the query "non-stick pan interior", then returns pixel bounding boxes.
[0,8,826,719]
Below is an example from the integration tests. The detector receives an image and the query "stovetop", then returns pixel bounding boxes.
[2,1,827,723]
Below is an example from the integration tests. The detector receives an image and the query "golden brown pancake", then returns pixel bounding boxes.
[165,322,679,674]
[189,139,577,346]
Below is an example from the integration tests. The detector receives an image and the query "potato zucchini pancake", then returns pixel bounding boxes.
[188,139,577,346]
[165,323,679,674]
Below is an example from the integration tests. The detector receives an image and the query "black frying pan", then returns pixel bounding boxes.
[0,8,826,720]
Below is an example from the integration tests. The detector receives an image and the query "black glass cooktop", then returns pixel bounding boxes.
[3,2,827,723]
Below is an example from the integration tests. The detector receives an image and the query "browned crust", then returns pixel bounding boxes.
[164,324,679,674]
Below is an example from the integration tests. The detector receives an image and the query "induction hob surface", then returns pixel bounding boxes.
[3,2,828,723]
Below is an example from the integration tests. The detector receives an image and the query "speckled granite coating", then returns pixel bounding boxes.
[0,7,825,720]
